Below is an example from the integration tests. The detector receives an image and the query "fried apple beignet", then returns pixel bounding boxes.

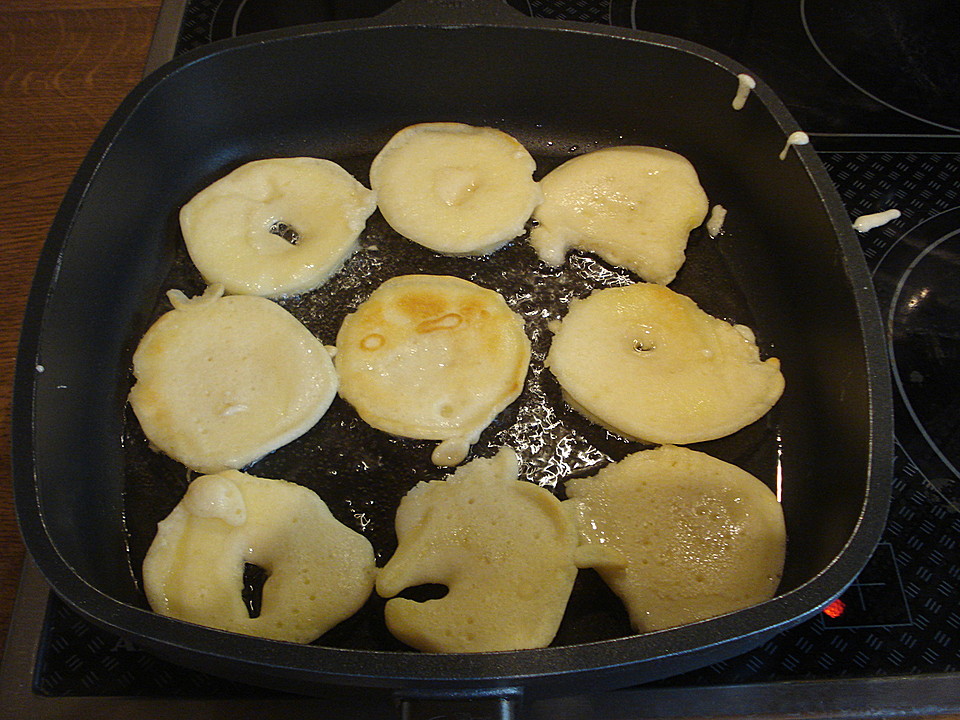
[180,157,375,298]
[377,448,593,653]
[129,285,338,473]
[566,445,786,632]
[546,282,784,445]
[335,275,530,466]
[530,146,708,284]
[370,123,542,255]
[143,469,376,643]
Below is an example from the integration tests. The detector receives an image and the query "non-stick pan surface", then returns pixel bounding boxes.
[14,0,892,702]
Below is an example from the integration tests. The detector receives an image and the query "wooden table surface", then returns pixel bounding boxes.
[0,0,162,663]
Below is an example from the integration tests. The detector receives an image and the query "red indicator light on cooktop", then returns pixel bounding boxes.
[822,598,847,619]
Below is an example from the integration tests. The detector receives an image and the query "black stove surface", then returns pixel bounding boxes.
[612,0,960,135]
[4,1,960,717]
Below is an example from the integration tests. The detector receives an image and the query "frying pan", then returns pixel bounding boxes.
[13,0,893,715]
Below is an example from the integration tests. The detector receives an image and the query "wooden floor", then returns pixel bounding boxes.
[0,0,161,663]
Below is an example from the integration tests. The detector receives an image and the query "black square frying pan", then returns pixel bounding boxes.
[12,0,892,714]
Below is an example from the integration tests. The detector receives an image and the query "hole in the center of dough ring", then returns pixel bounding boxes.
[242,563,269,618]
[397,583,449,603]
[633,339,656,352]
[269,221,300,245]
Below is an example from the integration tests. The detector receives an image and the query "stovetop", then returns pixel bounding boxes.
[3,1,959,718]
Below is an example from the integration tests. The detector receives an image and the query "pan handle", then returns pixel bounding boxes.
[372,0,530,26]
[395,687,523,720]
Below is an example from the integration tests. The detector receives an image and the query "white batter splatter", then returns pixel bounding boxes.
[706,204,727,238]
[853,208,901,232]
[732,73,756,110]
[778,131,809,160]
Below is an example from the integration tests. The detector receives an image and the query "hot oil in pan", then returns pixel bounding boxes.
[120,151,783,651]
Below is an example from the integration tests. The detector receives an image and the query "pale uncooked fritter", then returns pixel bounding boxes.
[530,146,709,284]
[143,469,376,643]
[335,275,531,466]
[376,447,594,653]
[180,157,376,298]
[370,122,543,255]
[546,282,784,445]
[128,284,338,473]
[565,444,786,633]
